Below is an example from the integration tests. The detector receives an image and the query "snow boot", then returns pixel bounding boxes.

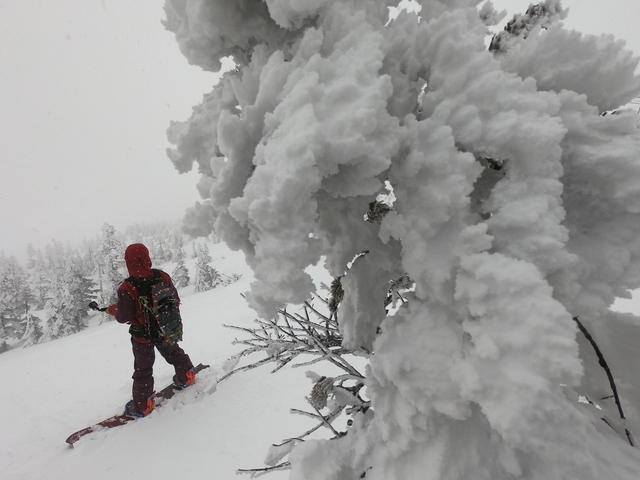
[173,367,196,389]
[124,394,155,418]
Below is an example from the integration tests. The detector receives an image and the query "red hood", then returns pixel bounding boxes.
[124,243,153,277]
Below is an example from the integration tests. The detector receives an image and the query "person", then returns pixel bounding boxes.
[106,243,195,418]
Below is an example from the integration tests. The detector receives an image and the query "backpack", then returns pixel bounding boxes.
[126,269,183,345]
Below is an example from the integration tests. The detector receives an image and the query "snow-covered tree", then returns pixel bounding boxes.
[150,236,171,263]
[25,244,37,270]
[164,0,640,478]
[45,258,96,340]
[172,260,190,288]
[0,255,28,342]
[169,229,186,260]
[29,249,50,310]
[78,241,99,278]
[98,223,125,305]
[22,314,44,347]
[193,243,220,292]
[171,240,190,288]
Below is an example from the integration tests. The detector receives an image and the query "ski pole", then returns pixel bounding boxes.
[88,301,108,312]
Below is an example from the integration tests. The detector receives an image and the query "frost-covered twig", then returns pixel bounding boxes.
[216,354,277,383]
[236,462,291,479]
[226,296,370,476]
[290,404,346,439]
[305,396,344,438]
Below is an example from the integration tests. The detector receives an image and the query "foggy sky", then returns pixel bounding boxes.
[0,0,638,259]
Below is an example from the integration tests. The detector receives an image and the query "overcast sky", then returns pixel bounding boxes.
[0,0,215,259]
[0,0,639,260]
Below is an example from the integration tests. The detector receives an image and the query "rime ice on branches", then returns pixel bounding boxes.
[165,1,640,478]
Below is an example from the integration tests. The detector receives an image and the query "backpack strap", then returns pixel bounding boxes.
[126,269,162,289]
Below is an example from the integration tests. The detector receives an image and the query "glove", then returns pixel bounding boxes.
[106,304,117,316]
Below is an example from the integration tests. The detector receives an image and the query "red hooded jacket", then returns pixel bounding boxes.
[111,243,180,343]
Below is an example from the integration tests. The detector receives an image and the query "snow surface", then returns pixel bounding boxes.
[0,241,325,479]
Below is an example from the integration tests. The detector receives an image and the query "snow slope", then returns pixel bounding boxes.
[4,239,640,480]
[0,242,316,479]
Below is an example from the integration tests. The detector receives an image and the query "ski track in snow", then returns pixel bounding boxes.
[0,242,318,479]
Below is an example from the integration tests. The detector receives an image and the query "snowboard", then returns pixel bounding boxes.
[66,363,210,446]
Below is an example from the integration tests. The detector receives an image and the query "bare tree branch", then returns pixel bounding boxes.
[226,295,369,476]
[573,316,635,447]
[237,462,291,478]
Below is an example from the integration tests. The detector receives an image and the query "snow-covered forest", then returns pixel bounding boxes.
[0,222,228,352]
[160,0,640,478]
